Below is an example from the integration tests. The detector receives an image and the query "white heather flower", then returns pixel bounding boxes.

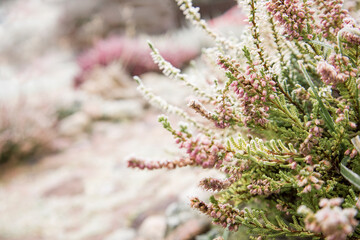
[300,198,358,240]
[297,205,312,215]
[148,41,213,100]
[175,0,238,49]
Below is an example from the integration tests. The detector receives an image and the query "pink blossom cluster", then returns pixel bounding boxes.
[219,57,276,126]
[230,79,270,126]
[294,87,310,100]
[300,119,324,156]
[287,158,298,169]
[315,0,354,38]
[221,160,249,177]
[300,198,358,240]
[188,97,240,128]
[344,147,358,159]
[177,133,233,169]
[317,54,357,86]
[127,156,195,170]
[267,0,315,40]
[188,99,237,129]
[128,133,233,170]
[335,105,357,130]
[190,197,242,231]
[199,177,234,191]
[247,179,279,196]
[212,101,237,128]
[296,166,323,193]
[317,60,344,85]
[276,202,290,215]
[316,61,345,85]
[342,30,360,46]
[74,36,198,87]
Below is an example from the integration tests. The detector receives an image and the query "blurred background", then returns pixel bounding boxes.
[0,0,247,239]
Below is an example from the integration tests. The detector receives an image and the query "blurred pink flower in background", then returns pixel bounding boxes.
[74,36,199,87]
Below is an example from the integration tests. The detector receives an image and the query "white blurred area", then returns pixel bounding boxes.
[0,1,244,239]
[0,0,77,102]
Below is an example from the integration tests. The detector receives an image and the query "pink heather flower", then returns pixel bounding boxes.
[300,198,358,240]
[247,179,279,196]
[177,134,233,169]
[296,166,324,192]
[267,0,315,40]
[316,54,357,87]
[199,177,235,191]
[344,149,351,155]
[127,156,195,170]
[305,155,313,164]
[190,197,242,232]
[350,149,358,158]
[219,57,275,126]
[316,61,341,85]
[213,101,239,128]
[349,122,357,129]
[342,29,360,46]
[314,0,355,38]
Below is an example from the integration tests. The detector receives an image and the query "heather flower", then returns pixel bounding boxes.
[317,54,357,88]
[199,177,234,191]
[127,156,195,170]
[298,198,358,240]
[178,134,232,169]
[267,0,315,40]
[247,179,279,196]
[188,99,214,123]
[296,166,324,193]
[128,133,233,170]
[190,197,242,231]
[317,60,345,85]
[212,101,236,128]
[219,56,275,126]
[341,27,360,46]
[314,0,355,38]
[189,96,241,129]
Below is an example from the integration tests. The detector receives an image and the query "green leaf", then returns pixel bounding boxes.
[275,216,290,232]
[259,212,278,230]
[222,229,230,240]
[340,136,360,190]
[340,156,360,190]
[351,136,360,153]
[298,61,336,133]
[209,195,218,205]
[308,40,334,51]
[289,216,304,231]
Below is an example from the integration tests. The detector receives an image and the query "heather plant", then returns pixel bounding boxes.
[128,0,360,239]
